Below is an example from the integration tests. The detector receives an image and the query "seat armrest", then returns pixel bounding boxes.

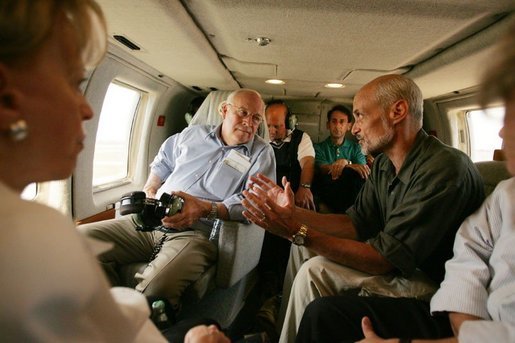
[215,221,264,288]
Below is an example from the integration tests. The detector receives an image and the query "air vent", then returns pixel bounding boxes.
[192,86,202,91]
[113,35,141,51]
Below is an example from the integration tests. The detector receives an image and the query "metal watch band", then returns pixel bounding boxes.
[292,224,308,246]
[300,183,311,189]
[207,201,218,220]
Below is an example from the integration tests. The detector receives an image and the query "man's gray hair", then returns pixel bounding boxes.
[375,75,424,126]
[226,89,265,110]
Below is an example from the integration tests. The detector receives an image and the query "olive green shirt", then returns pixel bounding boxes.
[346,130,485,282]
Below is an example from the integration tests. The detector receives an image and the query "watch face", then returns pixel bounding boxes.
[293,234,305,246]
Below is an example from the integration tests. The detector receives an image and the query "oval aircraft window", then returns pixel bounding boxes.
[92,82,142,187]
[466,106,504,162]
[21,183,37,200]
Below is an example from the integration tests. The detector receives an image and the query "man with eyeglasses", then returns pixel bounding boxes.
[79,89,275,316]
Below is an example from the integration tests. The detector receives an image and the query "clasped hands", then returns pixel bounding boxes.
[329,159,370,180]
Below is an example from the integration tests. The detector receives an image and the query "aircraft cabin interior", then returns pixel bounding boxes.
[19,0,515,340]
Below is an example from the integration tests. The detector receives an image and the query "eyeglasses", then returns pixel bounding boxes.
[227,103,263,125]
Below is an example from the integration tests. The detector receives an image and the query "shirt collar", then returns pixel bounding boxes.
[325,136,352,149]
[379,129,428,184]
[207,123,254,154]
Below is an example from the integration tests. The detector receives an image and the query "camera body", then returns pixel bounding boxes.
[119,191,184,231]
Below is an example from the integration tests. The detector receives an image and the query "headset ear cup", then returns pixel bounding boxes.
[285,107,297,130]
[289,114,298,130]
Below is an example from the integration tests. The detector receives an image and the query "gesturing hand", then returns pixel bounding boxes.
[242,174,298,239]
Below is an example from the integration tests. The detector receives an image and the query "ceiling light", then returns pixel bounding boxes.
[324,83,344,88]
[248,36,272,47]
[266,79,285,85]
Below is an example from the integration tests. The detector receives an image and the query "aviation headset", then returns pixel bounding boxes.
[266,99,298,130]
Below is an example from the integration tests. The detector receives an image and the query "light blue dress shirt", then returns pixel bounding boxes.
[151,124,276,222]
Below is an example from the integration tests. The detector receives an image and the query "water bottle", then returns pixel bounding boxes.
[209,218,222,244]
[151,300,169,330]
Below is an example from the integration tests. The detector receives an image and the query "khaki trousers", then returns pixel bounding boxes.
[278,246,438,343]
[78,215,216,309]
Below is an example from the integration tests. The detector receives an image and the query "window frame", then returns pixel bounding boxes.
[92,80,149,192]
[464,106,504,162]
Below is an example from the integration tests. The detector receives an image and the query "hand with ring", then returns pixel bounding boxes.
[242,174,299,240]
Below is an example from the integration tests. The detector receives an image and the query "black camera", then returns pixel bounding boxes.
[119,191,184,232]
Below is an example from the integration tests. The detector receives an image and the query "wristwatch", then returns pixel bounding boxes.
[300,183,311,189]
[292,224,308,246]
[207,202,218,220]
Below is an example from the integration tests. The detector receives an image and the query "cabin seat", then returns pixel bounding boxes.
[474,160,511,196]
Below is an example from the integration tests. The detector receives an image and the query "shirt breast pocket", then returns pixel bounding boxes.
[209,161,246,199]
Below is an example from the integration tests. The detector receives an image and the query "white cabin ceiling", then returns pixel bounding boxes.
[96,0,514,100]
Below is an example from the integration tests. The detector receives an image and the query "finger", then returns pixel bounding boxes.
[242,193,268,219]
[172,190,186,198]
[249,182,269,198]
[243,189,267,207]
[282,179,295,198]
[252,173,278,191]
[246,186,287,219]
[246,191,273,217]
[161,213,182,226]
[363,167,370,178]
[248,175,272,190]
[361,316,377,338]
[206,325,220,334]
[243,210,267,228]
[242,207,261,222]
[257,173,276,184]
[308,199,316,211]
[241,194,261,213]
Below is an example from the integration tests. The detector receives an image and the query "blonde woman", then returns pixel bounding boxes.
[0,1,168,341]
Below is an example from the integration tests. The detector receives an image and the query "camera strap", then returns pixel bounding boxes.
[149,233,168,262]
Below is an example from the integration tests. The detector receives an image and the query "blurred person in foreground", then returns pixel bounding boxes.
[0,1,228,341]
[297,19,515,343]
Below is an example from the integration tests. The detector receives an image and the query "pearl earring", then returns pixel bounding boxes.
[9,119,28,142]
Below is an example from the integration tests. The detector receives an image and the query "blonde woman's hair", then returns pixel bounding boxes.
[0,0,107,67]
